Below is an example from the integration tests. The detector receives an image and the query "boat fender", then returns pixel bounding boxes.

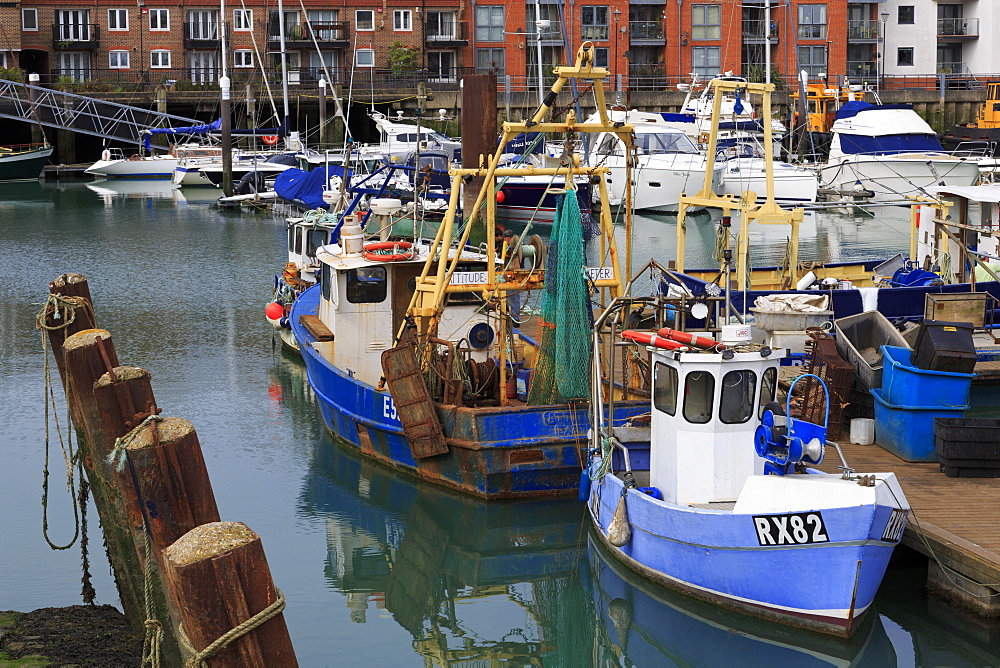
[621,329,689,351]
[101,149,111,161]
[363,241,415,262]
[496,189,506,203]
[656,327,721,350]
[607,493,632,547]
[265,301,284,320]
[578,469,591,502]
[279,316,290,329]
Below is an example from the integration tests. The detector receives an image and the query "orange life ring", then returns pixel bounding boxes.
[261,135,279,145]
[364,241,415,262]
[656,327,722,350]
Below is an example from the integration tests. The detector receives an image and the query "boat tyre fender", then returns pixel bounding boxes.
[364,241,415,262]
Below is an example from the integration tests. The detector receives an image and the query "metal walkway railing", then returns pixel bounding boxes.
[0,78,203,152]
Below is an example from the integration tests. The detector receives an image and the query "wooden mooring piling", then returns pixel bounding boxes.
[43,273,296,667]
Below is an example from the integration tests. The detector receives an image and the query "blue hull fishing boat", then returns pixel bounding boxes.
[586,78,909,638]
[290,46,649,499]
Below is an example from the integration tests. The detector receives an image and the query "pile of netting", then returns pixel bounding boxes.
[527,189,594,405]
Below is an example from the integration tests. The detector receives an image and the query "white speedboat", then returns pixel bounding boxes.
[86,144,224,180]
[590,110,722,211]
[818,102,980,201]
[717,141,818,205]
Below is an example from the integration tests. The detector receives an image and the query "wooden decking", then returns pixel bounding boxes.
[819,440,1000,590]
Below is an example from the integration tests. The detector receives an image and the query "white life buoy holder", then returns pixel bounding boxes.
[364,241,415,262]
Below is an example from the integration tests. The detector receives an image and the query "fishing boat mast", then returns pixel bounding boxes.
[400,43,632,405]
[674,78,805,291]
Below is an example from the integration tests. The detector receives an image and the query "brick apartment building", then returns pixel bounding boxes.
[2,1,991,90]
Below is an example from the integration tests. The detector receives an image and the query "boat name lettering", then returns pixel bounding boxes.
[541,410,577,437]
[382,395,398,421]
[587,267,613,281]
[752,512,829,546]
[450,271,487,286]
[881,509,907,543]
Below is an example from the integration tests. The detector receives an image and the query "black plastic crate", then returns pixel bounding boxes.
[934,417,1000,477]
[913,320,977,374]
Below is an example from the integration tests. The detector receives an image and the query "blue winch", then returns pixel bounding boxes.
[754,374,829,476]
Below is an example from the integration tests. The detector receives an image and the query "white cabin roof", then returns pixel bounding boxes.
[831,107,935,136]
[932,185,1000,203]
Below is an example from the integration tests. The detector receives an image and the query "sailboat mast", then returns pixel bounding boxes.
[277,0,291,125]
[220,0,227,78]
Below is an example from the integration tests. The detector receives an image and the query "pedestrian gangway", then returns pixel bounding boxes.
[0,78,204,151]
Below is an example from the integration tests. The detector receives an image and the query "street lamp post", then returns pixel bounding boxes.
[879,10,889,94]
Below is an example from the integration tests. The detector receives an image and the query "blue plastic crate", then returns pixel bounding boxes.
[871,387,967,462]
[880,345,974,407]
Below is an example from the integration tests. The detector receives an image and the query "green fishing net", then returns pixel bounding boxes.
[527,190,593,404]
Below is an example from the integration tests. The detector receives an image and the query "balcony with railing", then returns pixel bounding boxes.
[846,60,878,79]
[937,61,967,74]
[268,22,350,46]
[742,19,777,43]
[629,63,665,90]
[52,24,100,50]
[425,20,468,45]
[184,22,222,48]
[630,21,665,44]
[937,18,978,38]
[847,20,880,41]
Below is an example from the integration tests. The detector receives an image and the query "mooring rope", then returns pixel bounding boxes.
[177,589,287,667]
[106,414,165,472]
[141,527,164,668]
[34,294,83,551]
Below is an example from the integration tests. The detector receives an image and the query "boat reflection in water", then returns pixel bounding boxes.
[299,429,592,665]
[586,532,899,666]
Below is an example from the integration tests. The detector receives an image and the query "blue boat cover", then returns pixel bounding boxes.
[275,165,352,211]
[839,133,943,155]
[658,112,695,123]
[142,117,287,150]
[834,102,914,120]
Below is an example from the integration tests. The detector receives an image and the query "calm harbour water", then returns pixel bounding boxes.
[1,180,997,666]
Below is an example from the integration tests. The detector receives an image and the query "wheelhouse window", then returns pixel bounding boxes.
[306,229,328,257]
[653,362,678,415]
[346,266,387,303]
[22,8,38,31]
[683,371,715,424]
[321,264,332,301]
[149,9,169,31]
[758,367,777,418]
[720,370,757,424]
[798,4,827,39]
[691,4,721,40]
[108,9,128,31]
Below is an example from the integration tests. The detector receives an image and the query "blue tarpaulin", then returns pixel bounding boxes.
[142,119,221,151]
[274,165,352,211]
[501,132,545,154]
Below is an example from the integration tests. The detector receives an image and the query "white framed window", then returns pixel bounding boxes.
[22,8,38,31]
[0,53,7,68]
[393,10,411,31]
[233,9,252,31]
[691,45,720,76]
[108,9,128,31]
[234,49,253,68]
[151,49,171,68]
[109,50,130,68]
[356,48,374,67]
[355,10,374,31]
[149,9,169,31]
[798,4,827,39]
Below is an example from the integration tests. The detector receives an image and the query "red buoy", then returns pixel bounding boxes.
[656,327,722,350]
[265,302,284,320]
[496,190,506,203]
[621,330,689,350]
